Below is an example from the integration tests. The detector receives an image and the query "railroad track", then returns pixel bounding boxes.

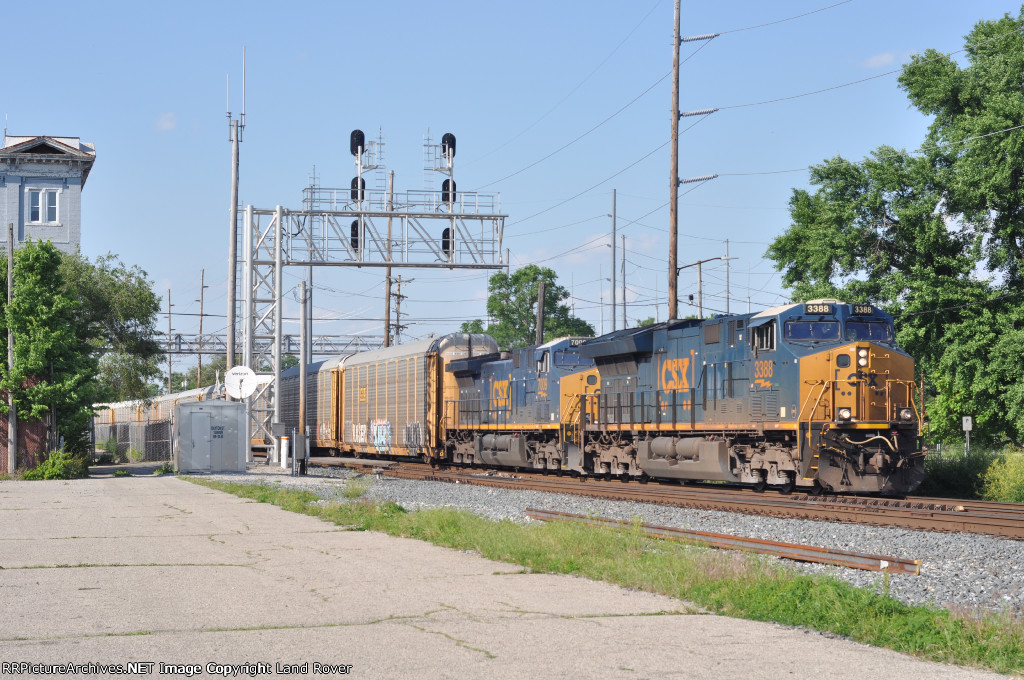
[308,457,1024,540]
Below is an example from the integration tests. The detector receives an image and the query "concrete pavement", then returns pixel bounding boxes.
[0,473,1005,679]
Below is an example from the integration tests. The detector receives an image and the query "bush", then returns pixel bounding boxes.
[112,468,131,477]
[981,448,1024,503]
[22,449,90,480]
[152,462,175,476]
[915,447,997,499]
[99,437,118,456]
[126,448,144,463]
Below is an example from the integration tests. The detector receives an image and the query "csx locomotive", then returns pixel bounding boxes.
[279,299,924,495]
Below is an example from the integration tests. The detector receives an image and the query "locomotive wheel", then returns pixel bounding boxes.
[778,474,795,495]
[808,481,825,496]
[752,478,767,493]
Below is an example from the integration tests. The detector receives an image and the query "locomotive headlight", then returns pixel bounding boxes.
[899,408,914,421]
[858,349,868,358]
[837,407,852,421]
[858,357,868,367]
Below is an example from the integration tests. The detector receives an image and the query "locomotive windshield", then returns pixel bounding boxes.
[844,320,893,342]
[784,321,841,341]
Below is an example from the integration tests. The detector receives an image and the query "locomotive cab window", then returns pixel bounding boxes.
[752,320,776,351]
[844,320,893,342]
[784,321,840,341]
[536,350,550,374]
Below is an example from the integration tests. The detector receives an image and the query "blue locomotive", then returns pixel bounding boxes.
[444,300,924,495]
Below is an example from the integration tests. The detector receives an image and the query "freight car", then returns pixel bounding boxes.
[281,333,500,457]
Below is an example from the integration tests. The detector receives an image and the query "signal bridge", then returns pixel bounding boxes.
[166,333,383,356]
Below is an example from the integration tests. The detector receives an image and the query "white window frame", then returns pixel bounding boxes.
[26,187,60,225]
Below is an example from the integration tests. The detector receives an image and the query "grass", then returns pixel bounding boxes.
[918,445,1024,502]
[340,475,372,499]
[112,469,131,478]
[184,477,1024,675]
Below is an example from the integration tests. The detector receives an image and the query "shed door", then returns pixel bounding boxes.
[191,412,212,470]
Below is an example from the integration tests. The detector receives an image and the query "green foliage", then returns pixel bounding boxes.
[636,317,656,327]
[915,448,997,499]
[112,468,132,477]
[188,477,1024,675]
[22,449,90,480]
[61,252,162,403]
[767,10,1024,446]
[340,475,372,499]
[460,265,594,350]
[981,449,1024,502]
[126,448,143,463]
[152,462,175,476]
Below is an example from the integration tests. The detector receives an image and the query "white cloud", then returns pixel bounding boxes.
[155,113,178,132]
[860,52,895,69]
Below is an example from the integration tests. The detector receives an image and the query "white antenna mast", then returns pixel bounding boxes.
[241,46,246,136]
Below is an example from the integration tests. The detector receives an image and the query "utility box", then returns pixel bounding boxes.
[174,401,246,473]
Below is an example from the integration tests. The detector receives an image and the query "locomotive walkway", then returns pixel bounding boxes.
[0,469,1002,679]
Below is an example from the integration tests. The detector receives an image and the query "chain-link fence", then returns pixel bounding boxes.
[93,417,173,463]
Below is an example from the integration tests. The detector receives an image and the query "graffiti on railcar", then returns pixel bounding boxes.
[404,422,423,448]
[371,419,392,452]
[350,422,368,443]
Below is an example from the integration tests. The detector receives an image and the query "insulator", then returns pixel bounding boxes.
[350,176,365,201]
[350,220,360,252]
[678,174,719,185]
[442,179,456,204]
[681,33,719,42]
[441,133,456,158]
[680,108,719,118]
[350,129,365,156]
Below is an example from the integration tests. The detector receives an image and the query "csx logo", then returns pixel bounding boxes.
[660,358,690,390]
[491,378,510,408]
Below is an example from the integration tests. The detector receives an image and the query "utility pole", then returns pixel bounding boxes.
[7,223,15,474]
[384,171,394,347]
[226,47,246,372]
[668,0,681,320]
[722,239,737,314]
[611,189,617,332]
[197,269,206,387]
[535,280,546,345]
[621,235,627,329]
[678,257,721,319]
[166,289,173,393]
[298,279,307,475]
[393,276,410,344]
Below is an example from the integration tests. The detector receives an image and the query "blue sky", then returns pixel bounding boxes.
[2,0,1019,369]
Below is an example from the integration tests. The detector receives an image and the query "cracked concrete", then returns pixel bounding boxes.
[0,476,1005,679]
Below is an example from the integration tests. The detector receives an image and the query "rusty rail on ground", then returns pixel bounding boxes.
[525,508,922,575]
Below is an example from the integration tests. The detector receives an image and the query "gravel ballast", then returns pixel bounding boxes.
[206,463,1024,618]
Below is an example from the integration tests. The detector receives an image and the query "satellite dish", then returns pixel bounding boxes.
[225,366,257,399]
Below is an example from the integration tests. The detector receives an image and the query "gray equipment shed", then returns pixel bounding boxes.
[174,401,246,473]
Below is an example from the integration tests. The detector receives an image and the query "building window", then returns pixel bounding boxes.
[28,189,59,224]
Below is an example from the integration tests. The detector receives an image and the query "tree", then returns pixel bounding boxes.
[60,252,163,402]
[1,242,100,453]
[460,265,594,349]
[766,10,1024,446]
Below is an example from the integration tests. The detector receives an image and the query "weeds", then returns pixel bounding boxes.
[152,462,175,476]
[126,448,144,464]
[981,448,1024,503]
[340,475,372,500]
[22,450,90,480]
[112,469,132,478]
[185,477,1024,675]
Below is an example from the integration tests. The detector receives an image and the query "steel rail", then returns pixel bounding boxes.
[524,508,922,575]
